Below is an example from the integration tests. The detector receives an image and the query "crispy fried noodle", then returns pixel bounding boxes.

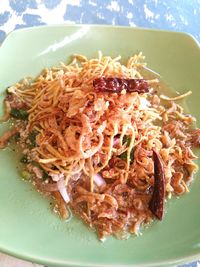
[0,52,200,241]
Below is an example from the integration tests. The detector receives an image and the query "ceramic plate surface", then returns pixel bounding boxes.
[0,25,200,267]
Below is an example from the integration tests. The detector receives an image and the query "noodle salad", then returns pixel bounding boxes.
[0,52,199,241]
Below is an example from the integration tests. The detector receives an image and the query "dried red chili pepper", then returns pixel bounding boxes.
[93,77,149,93]
[149,149,165,220]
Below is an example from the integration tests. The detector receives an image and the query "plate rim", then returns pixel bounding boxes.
[1,23,199,49]
[1,242,200,267]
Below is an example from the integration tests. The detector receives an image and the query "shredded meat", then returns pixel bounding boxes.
[6,93,26,109]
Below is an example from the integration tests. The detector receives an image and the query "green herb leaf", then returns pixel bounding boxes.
[119,151,128,161]
[130,149,134,163]
[10,108,28,120]
[122,135,132,145]
[42,169,49,181]
[119,135,134,163]
[119,150,134,162]
[28,131,38,148]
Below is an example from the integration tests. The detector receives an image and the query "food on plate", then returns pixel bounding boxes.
[0,52,199,241]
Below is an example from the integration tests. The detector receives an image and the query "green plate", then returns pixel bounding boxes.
[0,25,200,267]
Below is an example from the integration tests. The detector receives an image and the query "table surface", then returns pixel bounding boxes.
[0,0,200,267]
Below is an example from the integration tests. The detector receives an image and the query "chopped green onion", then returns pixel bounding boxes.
[20,155,29,164]
[21,170,31,180]
[28,131,38,148]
